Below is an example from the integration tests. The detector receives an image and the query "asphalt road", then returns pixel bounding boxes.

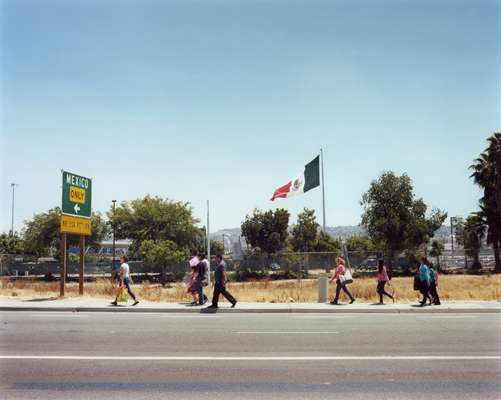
[1,311,500,400]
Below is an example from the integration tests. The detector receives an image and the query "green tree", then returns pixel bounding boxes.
[0,233,25,254]
[241,208,290,254]
[314,231,342,252]
[291,208,319,252]
[139,239,188,286]
[361,171,447,265]
[463,213,486,270]
[429,240,444,270]
[23,207,108,258]
[108,196,202,256]
[210,240,224,255]
[345,235,375,253]
[470,133,501,273]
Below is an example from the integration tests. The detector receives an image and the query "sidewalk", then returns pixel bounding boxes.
[0,296,499,313]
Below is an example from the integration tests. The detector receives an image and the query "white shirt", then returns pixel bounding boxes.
[120,263,130,279]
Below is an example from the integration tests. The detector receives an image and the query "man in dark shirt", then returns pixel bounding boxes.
[207,254,237,309]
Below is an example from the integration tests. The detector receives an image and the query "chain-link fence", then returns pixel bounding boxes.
[1,248,497,283]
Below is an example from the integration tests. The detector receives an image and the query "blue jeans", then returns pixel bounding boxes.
[197,280,204,305]
[123,277,137,301]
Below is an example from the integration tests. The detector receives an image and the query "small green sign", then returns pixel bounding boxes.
[62,171,92,218]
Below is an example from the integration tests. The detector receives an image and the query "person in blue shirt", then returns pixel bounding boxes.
[418,257,431,306]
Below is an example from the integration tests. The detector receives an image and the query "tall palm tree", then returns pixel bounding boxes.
[470,133,501,273]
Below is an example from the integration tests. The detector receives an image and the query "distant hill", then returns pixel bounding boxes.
[211,225,452,243]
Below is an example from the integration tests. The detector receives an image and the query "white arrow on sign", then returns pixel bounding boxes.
[74,204,81,214]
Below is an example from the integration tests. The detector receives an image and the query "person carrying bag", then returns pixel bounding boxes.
[330,257,355,305]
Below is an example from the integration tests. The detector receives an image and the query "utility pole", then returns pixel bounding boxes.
[10,183,18,236]
[112,200,117,272]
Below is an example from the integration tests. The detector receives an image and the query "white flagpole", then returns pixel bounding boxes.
[206,200,211,288]
[320,148,326,232]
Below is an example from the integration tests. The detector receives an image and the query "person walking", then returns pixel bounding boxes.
[111,255,139,306]
[376,259,394,304]
[196,254,209,305]
[207,254,237,309]
[187,255,200,305]
[330,257,355,305]
[418,257,431,307]
[429,263,441,305]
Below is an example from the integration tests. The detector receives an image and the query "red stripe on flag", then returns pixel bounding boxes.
[270,181,292,201]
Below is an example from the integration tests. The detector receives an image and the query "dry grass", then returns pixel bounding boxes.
[1,275,500,303]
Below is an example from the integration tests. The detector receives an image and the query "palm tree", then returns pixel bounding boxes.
[463,214,486,270]
[470,133,501,273]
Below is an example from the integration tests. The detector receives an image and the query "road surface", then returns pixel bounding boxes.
[1,311,500,399]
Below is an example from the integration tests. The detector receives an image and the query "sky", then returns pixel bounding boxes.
[1,0,500,233]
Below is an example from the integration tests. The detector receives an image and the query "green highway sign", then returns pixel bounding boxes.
[62,171,92,218]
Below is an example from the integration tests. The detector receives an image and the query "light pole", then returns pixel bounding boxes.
[112,200,117,271]
[10,183,18,236]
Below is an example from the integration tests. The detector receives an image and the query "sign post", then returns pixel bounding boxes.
[60,171,92,296]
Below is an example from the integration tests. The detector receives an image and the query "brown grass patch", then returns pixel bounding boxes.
[1,275,500,303]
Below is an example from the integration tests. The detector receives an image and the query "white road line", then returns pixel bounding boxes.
[236,331,339,334]
[0,355,499,361]
[415,316,479,319]
[29,314,89,317]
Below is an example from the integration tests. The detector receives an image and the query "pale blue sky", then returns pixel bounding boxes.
[1,0,500,233]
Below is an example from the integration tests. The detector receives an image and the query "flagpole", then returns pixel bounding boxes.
[320,148,326,232]
[206,200,211,288]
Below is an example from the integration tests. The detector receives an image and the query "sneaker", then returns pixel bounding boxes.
[231,301,237,308]
[132,301,139,306]
[110,301,118,306]
[329,301,339,305]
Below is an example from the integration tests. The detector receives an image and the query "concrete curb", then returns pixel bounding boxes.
[1,306,500,314]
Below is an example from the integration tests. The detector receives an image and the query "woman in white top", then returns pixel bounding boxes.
[111,255,139,306]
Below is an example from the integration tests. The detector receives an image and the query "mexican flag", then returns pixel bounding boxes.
[270,155,320,201]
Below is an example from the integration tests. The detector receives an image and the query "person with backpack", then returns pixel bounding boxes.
[329,257,355,305]
[195,254,209,305]
[429,263,441,305]
[418,257,432,306]
[376,259,395,304]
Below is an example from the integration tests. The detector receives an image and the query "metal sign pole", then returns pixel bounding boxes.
[60,233,67,297]
[79,235,85,295]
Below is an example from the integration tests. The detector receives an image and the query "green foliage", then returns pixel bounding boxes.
[429,240,444,258]
[139,239,187,267]
[241,208,290,254]
[108,196,202,256]
[0,233,25,254]
[463,214,486,269]
[345,235,375,253]
[291,208,319,252]
[470,132,501,272]
[210,240,224,256]
[429,239,444,270]
[23,207,108,258]
[361,171,447,261]
[314,231,342,252]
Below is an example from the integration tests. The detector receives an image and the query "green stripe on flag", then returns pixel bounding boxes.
[303,155,320,193]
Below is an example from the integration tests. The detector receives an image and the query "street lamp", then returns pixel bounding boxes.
[10,183,18,236]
